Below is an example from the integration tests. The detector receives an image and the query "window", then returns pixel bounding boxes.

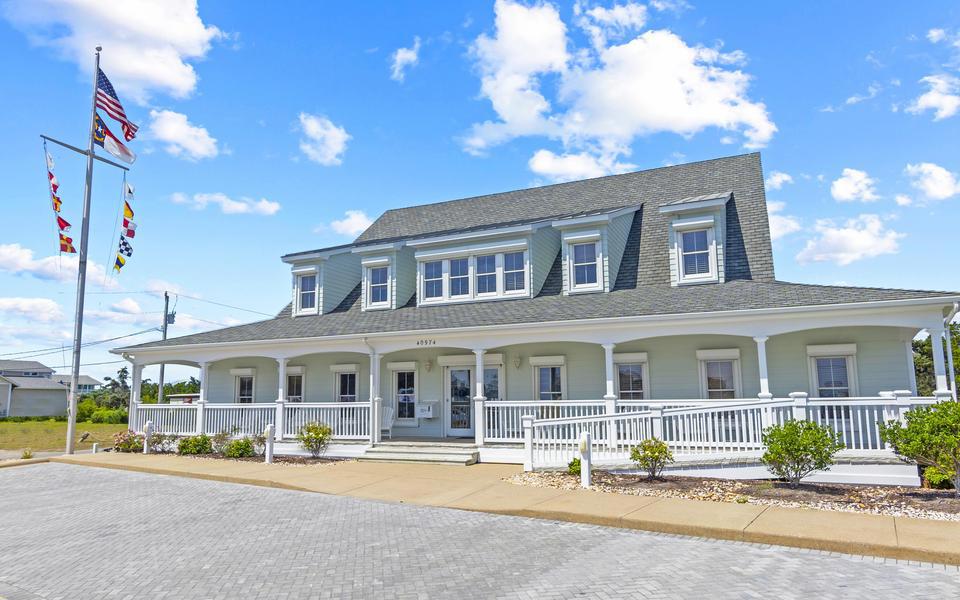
[395,371,416,419]
[336,372,357,402]
[235,376,254,403]
[537,366,563,401]
[681,230,710,275]
[704,361,737,399]
[475,254,496,295]
[368,266,389,305]
[504,251,525,292]
[287,374,303,402]
[572,242,598,287]
[617,364,645,400]
[814,357,850,397]
[424,261,443,299]
[449,258,470,296]
[297,273,317,312]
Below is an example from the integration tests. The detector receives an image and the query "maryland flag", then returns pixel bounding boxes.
[51,193,62,212]
[113,254,126,272]
[56,216,71,232]
[123,201,134,219]
[59,233,76,254]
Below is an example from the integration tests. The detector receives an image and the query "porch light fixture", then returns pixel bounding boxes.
[513,355,522,370]
[424,360,433,372]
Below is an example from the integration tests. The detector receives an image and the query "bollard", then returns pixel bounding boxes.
[92,443,99,454]
[142,421,153,455]
[579,430,592,488]
[264,424,274,464]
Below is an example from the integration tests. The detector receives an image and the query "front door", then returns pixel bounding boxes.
[446,367,473,437]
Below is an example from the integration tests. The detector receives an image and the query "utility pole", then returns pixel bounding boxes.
[65,47,102,454]
[157,291,170,403]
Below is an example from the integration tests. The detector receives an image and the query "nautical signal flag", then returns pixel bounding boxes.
[93,113,136,164]
[59,233,76,254]
[123,201,134,219]
[56,216,71,232]
[48,171,59,194]
[45,151,55,171]
[51,193,62,212]
[113,254,126,272]
[118,235,133,258]
[124,182,134,198]
[121,218,136,238]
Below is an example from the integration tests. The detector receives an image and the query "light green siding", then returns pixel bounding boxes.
[393,247,417,307]
[529,227,560,295]
[321,253,361,313]
[206,357,281,404]
[605,212,634,290]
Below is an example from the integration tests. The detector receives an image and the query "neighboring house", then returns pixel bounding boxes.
[113,154,959,479]
[52,374,103,394]
[0,360,68,417]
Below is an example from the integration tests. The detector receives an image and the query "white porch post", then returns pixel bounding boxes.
[473,349,486,446]
[275,358,287,441]
[789,391,808,421]
[369,351,381,443]
[601,343,618,449]
[905,340,918,395]
[196,362,209,435]
[754,336,771,399]
[928,327,949,393]
[945,325,957,400]
[129,363,142,431]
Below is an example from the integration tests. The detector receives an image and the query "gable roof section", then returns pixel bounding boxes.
[0,360,54,373]
[3,376,68,390]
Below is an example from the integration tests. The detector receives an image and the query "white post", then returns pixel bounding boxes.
[754,336,771,397]
[891,390,913,424]
[473,349,486,446]
[579,430,592,488]
[522,415,534,472]
[129,363,142,433]
[275,358,287,441]
[92,443,98,454]
[905,340,919,396]
[789,392,808,421]
[945,324,957,400]
[264,424,274,464]
[369,351,380,444]
[142,420,152,454]
[196,362,209,435]
[602,343,616,401]
[929,327,949,393]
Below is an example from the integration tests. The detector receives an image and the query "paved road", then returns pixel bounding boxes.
[1,464,958,599]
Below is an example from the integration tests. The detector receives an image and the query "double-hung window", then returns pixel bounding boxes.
[807,345,858,398]
[418,249,527,304]
[395,370,416,419]
[298,274,317,311]
[368,266,389,306]
[697,350,741,400]
[423,261,443,299]
[475,254,497,295]
[235,375,255,403]
[617,364,645,400]
[503,251,525,293]
[572,242,598,287]
[287,374,303,403]
[449,258,470,297]
[681,230,710,276]
[536,366,563,401]
[337,372,357,402]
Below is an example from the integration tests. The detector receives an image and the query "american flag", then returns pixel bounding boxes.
[96,68,138,141]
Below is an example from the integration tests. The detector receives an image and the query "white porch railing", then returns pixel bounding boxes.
[283,402,371,440]
[132,404,200,436]
[203,404,275,436]
[484,401,607,442]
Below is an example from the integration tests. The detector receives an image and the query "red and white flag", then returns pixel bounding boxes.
[96,68,138,141]
[57,216,71,232]
[122,218,137,238]
[94,114,136,164]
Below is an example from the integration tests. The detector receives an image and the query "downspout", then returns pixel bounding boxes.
[945,302,959,401]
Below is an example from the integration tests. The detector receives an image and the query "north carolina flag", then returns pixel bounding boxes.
[122,218,137,238]
[113,254,126,272]
[123,201,134,219]
[56,216,71,232]
[59,233,76,254]
[94,113,136,164]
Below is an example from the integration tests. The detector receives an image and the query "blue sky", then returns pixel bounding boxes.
[1,0,959,382]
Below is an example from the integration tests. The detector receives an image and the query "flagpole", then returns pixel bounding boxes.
[65,46,101,454]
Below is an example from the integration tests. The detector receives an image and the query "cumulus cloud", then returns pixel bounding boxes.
[796,215,904,266]
[894,194,913,207]
[2,0,224,104]
[145,279,192,297]
[906,74,960,121]
[0,243,118,289]
[148,109,219,160]
[830,168,879,202]
[766,201,801,241]
[764,171,793,190]
[464,0,776,178]
[171,192,280,215]
[0,297,63,322]
[528,149,635,182]
[315,210,374,237]
[110,298,142,314]
[927,28,947,43]
[390,36,421,82]
[298,113,350,166]
[904,162,960,200]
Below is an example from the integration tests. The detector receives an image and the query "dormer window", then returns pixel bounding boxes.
[680,229,713,279]
[660,192,729,287]
[298,274,317,311]
[423,261,443,299]
[572,242,598,287]
[415,244,529,305]
[368,265,389,305]
[450,258,470,297]
[504,251,525,291]
[476,254,496,295]
[562,231,603,294]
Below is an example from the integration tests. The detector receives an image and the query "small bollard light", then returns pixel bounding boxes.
[92,443,99,454]
[578,430,592,488]
[264,424,274,464]
[142,421,153,455]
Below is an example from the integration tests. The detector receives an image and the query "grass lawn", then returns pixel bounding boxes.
[0,421,128,452]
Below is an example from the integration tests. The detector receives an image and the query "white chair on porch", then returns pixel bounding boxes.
[381,405,395,440]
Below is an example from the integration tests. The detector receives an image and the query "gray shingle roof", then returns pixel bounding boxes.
[0,360,54,372]
[52,375,102,387]
[1,376,67,390]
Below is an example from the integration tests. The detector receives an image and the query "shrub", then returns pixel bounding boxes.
[177,434,213,455]
[923,466,955,490]
[251,432,267,457]
[761,420,844,488]
[224,438,256,459]
[20,448,33,459]
[630,438,674,480]
[567,457,581,476]
[76,398,98,422]
[113,430,144,453]
[0,415,67,423]
[210,429,237,455]
[881,401,960,498]
[148,433,178,454]
[90,408,127,424]
[296,422,332,458]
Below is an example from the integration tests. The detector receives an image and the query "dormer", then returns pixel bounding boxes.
[282,247,360,316]
[658,192,729,286]
[352,243,416,311]
[553,205,639,295]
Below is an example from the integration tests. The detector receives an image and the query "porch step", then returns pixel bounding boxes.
[360,442,479,465]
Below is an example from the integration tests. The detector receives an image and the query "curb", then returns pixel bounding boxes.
[0,457,50,469]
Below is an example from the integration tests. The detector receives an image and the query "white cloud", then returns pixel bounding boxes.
[904,162,960,200]
[0,243,118,289]
[528,149,634,182]
[171,192,280,215]
[830,168,879,202]
[906,74,960,120]
[464,1,776,178]
[766,201,801,241]
[894,194,913,207]
[0,297,63,322]
[845,82,881,105]
[927,28,947,43]
[764,171,793,190]
[145,278,191,297]
[148,109,218,160]
[317,210,374,237]
[390,36,421,82]
[796,214,904,266]
[298,113,350,166]
[2,0,224,104]
[110,298,142,314]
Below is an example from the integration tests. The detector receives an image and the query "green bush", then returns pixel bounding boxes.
[210,429,237,455]
[630,438,674,480]
[76,398,98,422]
[177,434,213,455]
[113,430,144,453]
[223,438,256,459]
[761,420,844,488]
[567,457,581,476]
[20,448,33,459]
[881,401,960,498]
[0,415,67,423]
[296,422,332,458]
[90,408,127,424]
[148,433,178,454]
[924,466,955,490]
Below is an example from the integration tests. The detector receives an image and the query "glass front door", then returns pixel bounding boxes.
[447,368,473,436]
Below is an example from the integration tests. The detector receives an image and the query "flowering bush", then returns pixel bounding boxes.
[296,422,332,458]
[113,430,144,453]
[630,438,674,480]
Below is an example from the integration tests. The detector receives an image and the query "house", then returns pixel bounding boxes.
[113,154,959,480]
[0,360,68,417]
[52,374,103,394]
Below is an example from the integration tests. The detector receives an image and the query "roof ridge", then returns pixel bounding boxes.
[771,279,960,296]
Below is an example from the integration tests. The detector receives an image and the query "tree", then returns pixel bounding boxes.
[102,366,130,392]
[913,323,959,396]
[881,402,960,498]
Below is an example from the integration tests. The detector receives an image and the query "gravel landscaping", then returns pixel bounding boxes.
[508,471,960,522]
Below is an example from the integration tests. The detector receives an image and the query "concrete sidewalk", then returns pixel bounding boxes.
[45,452,960,566]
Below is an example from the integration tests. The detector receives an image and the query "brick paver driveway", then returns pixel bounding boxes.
[1,464,958,599]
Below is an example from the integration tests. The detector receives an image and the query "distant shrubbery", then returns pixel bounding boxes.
[0,416,67,423]
[113,430,144,453]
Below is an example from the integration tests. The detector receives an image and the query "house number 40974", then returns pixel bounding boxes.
[416,339,436,346]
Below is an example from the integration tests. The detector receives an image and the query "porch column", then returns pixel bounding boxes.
[905,340,919,395]
[275,358,287,441]
[473,349,486,446]
[129,363,143,431]
[929,327,949,393]
[602,343,617,402]
[196,362,209,435]
[753,336,771,398]
[369,351,381,443]
[946,325,957,400]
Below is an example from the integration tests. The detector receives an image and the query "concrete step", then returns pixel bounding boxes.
[365,445,478,456]
[359,451,479,465]
[360,442,479,465]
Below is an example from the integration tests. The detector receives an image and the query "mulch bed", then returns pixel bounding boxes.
[508,471,960,521]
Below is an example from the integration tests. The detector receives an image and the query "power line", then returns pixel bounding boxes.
[46,359,126,369]
[0,328,160,359]
[173,293,274,317]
